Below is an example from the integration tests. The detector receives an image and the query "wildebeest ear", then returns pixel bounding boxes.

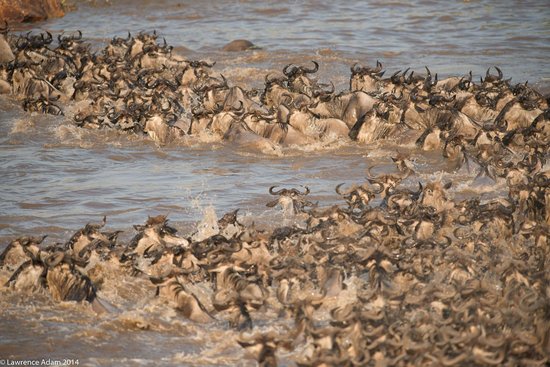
[266,199,279,208]
[444,182,452,190]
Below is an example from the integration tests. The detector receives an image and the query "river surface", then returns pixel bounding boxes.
[1,0,549,365]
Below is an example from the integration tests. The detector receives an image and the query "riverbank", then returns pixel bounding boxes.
[0,0,64,23]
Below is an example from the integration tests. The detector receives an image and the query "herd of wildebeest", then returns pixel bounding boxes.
[1,26,549,366]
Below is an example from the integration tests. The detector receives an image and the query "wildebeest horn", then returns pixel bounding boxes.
[221,240,243,253]
[43,31,53,44]
[45,252,65,268]
[269,186,284,195]
[335,183,352,196]
[219,74,228,88]
[457,76,471,91]
[405,70,415,84]
[495,66,503,80]
[485,66,503,83]
[413,182,423,197]
[302,61,319,74]
[280,93,293,106]
[390,69,402,82]
[229,100,244,114]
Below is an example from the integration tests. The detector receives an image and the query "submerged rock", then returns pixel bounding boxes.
[222,39,258,52]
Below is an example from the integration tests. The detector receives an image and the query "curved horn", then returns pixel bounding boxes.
[495,66,503,80]
[365,166,377,180]
[269,186,284,195]
[391,69,402,78]
[302,61,319,74]
[45,252,65,268]
[457,76,471,91]
[229,100,244,114]
[412,182,423,198]
[425,66,432,80]
[437,236,452,247]
[335,183,353,196]
[73,30,82,41]
[221,241,243,253]
[405,69,415,84]
[325,81,335,94]
[390,70,402,83]
[280,93,293,107]
[218,74,228,88]
[44,31,53,44]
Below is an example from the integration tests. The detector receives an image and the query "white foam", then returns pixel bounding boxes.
[192,205,220,242]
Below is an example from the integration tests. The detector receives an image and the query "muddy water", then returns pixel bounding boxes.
[1,0,549,365]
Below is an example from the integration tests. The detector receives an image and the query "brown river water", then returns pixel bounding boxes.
[1,0,549,365]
